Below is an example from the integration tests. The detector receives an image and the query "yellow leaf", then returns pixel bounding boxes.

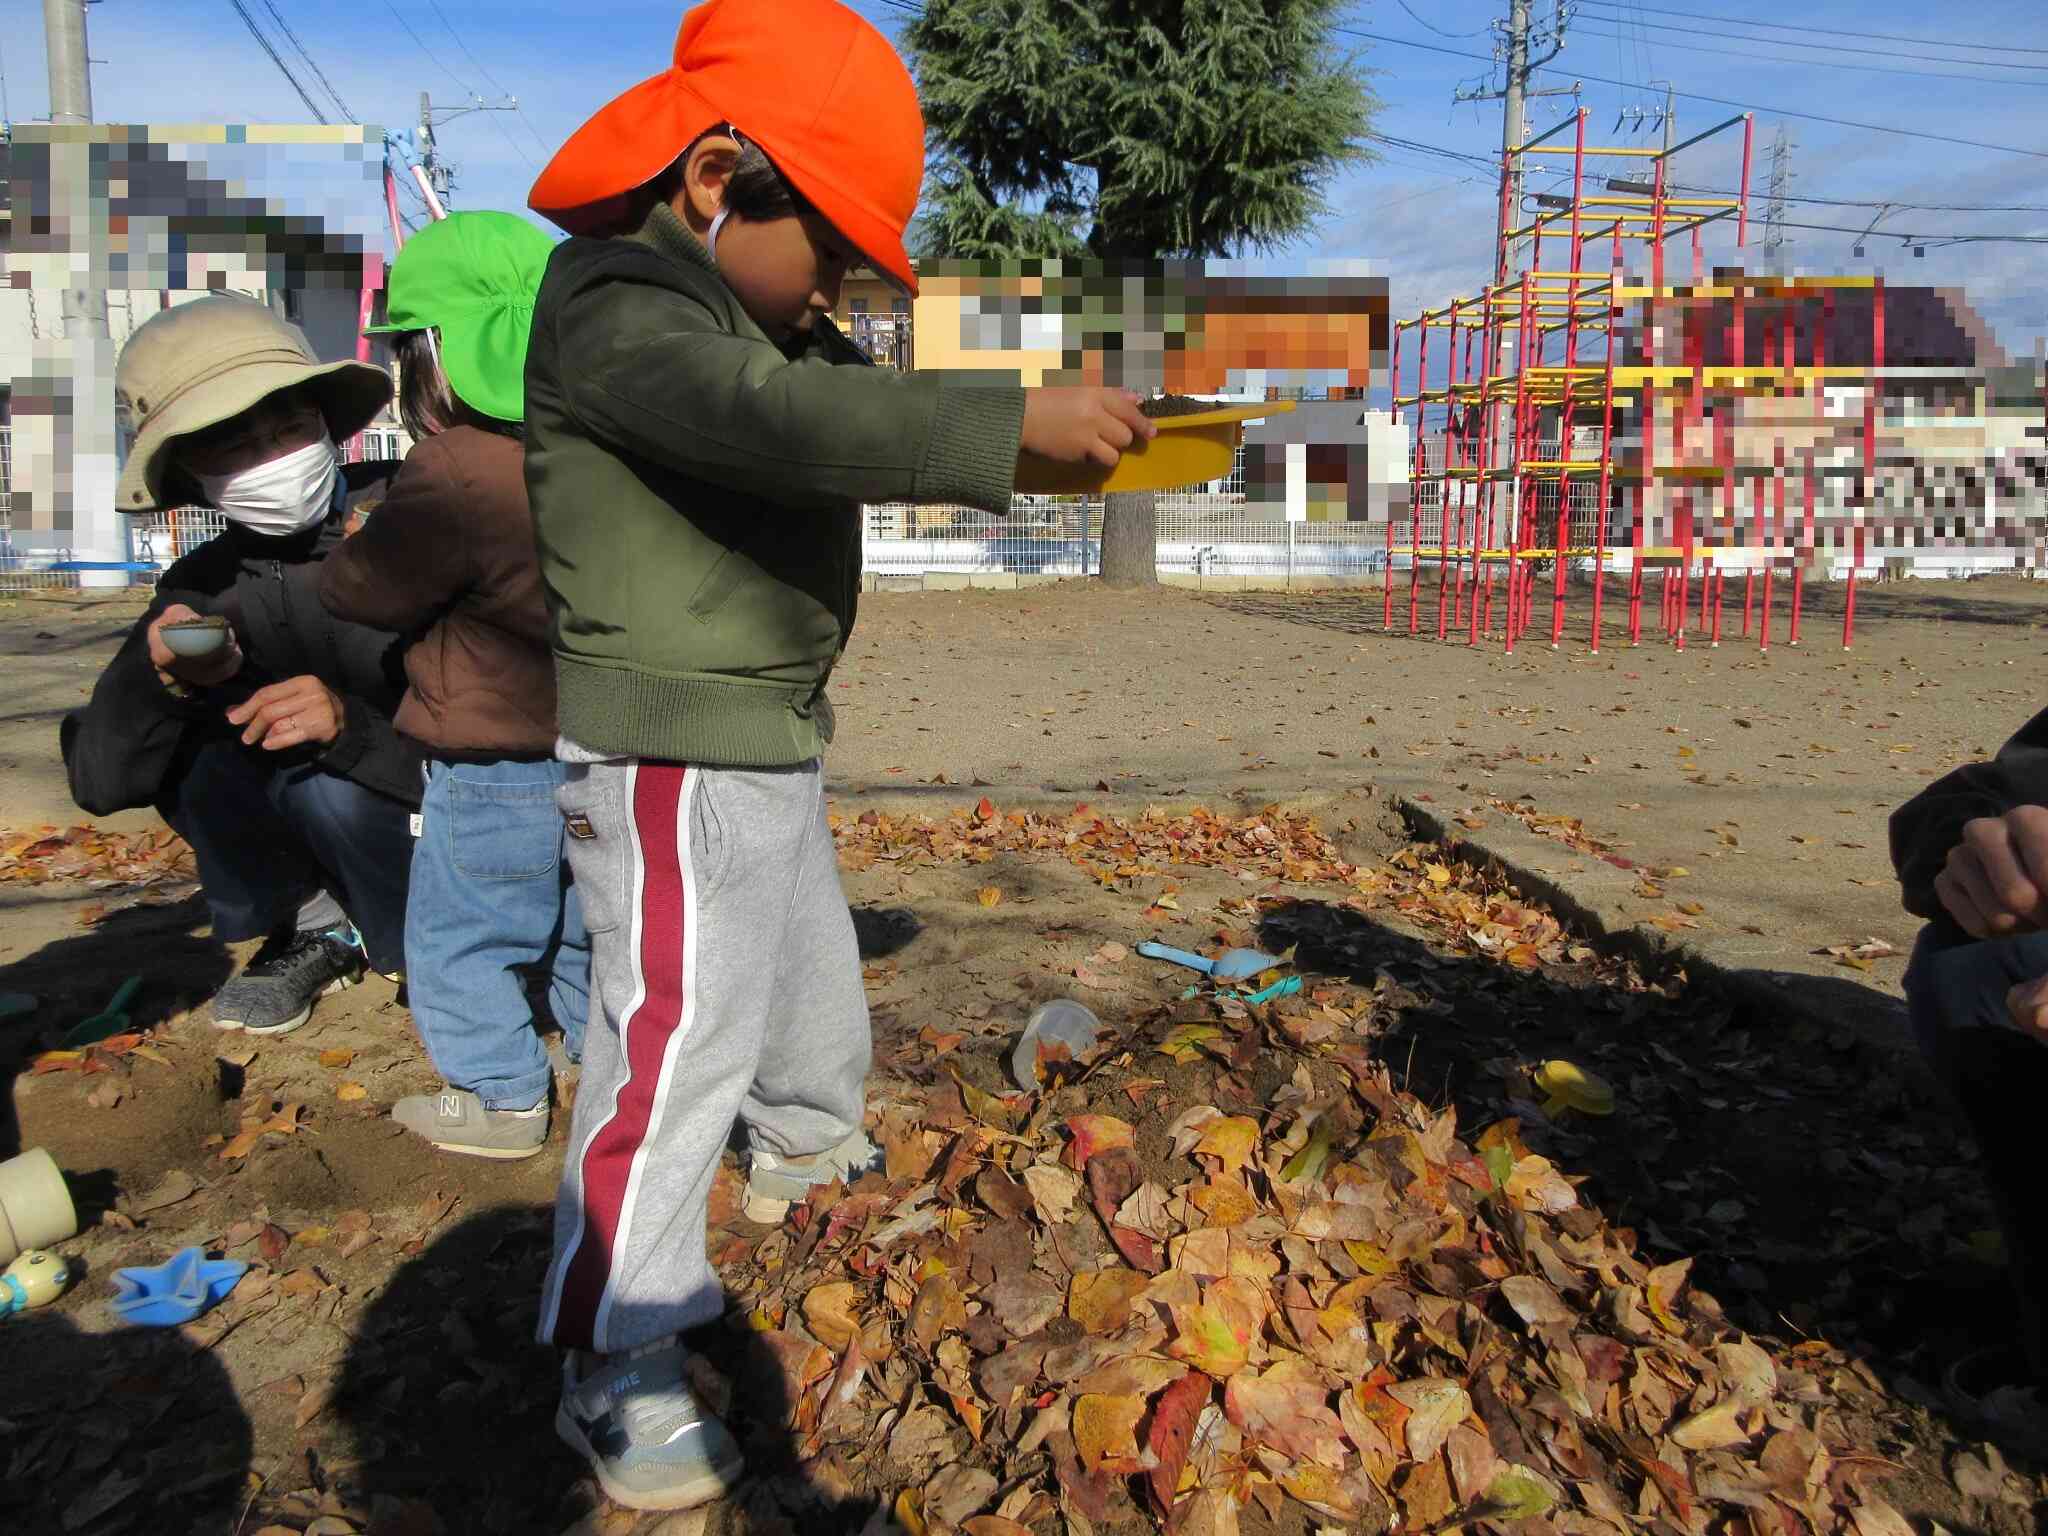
[1387,1377,1471,1461]
[1193,1116,1259,1179]
[895,1490,928,1536]
[1670,1398,1750,1450]
[1073,1392,1146,1472]
[1069,1269,1151,1335]
[1533,1059,1614,1117]
[977,886,1003,909]
[317,1047,355,1069]
[1424,862,1454,886]
[1167,1276,1264,1377]
[336,1082,367,1102]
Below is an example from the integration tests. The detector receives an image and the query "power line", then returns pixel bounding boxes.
[381,0,473,93]
[1575,0,2048,56]
[1572,24,2048,89]
[1332,25,2048,161]
[1393,0,1489,39]
[1573,8,2048,76]
[422,0,551,161]
[226,0,328,124]
[260,0,357,122]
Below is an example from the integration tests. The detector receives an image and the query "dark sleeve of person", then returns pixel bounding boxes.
[319,437,478,633]
[1890,707,2048,921]
[268,559,425,810]
[58,582,223,816]
[314,693,423,807]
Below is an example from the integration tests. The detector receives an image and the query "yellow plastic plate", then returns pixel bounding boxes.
[1015,400,1297,495]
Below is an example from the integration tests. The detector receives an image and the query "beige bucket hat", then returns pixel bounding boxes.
[114,295,392,514]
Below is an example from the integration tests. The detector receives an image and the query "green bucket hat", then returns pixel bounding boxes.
[364,211,556,424]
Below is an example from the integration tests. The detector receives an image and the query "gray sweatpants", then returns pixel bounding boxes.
[537,757,869,1354]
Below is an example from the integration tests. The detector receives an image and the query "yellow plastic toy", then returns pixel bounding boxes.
[1016,401,1296,495]
[1,1249,71,1317]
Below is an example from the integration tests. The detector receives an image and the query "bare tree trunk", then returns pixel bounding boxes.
[1098,489,1159,587]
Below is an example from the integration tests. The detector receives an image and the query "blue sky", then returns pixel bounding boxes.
[4,0,2043,350]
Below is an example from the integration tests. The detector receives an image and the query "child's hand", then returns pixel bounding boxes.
[1020,388,1157,469]
[1938,808,2048,938]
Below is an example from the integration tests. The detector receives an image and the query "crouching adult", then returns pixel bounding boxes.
[63,296,419,1035]
[1892,708,2048,1428]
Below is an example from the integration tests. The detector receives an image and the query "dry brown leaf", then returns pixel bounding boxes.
[802,1281,862,1352]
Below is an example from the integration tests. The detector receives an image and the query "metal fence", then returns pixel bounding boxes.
[862,493,1390,581]
[0,500,226,594]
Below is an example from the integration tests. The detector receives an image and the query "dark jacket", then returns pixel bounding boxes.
[523,200,1025,767]
[1891,707,2048,943]
[319,427,557,757]
[61,461,421,816]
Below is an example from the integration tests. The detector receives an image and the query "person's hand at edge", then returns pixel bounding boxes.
[145,602,244,690]
[224,674,346,751]
[1020,388,1157,469]
[1936,808,2048,938]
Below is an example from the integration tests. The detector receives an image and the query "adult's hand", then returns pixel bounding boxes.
[145,602,244,689]
[226,675,346,751]
[2006,973,2048,1044]
[1936,807,2048,938]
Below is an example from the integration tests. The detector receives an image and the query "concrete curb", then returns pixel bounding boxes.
[1392,793,1918,1061]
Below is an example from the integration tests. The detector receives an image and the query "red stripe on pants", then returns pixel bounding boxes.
[554,762,688,1351]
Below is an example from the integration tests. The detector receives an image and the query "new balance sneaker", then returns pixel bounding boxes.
[744,1130,885,1224]
[211,924,365,1036]
[556,1338,744,1510]
[392,1087,548,1160]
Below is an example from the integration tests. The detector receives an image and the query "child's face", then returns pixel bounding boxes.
[714,206,859,345]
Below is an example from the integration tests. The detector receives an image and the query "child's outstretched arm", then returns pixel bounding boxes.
[555,280,1024,514]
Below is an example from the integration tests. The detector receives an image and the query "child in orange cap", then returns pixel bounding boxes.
[523,0,1152,1509]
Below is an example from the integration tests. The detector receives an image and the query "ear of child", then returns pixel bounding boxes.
[1020,388,1158,469]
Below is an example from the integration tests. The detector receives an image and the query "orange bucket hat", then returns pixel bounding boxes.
[530,0,925,295]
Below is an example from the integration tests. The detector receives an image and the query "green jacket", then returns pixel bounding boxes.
[524,202,1025,765]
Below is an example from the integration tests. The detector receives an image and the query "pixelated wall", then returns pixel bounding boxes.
[911,261,1388,400]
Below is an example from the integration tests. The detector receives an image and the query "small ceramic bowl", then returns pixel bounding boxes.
[160,615,230,659]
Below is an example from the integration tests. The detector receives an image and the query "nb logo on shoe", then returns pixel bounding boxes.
[440,1094,466,1118]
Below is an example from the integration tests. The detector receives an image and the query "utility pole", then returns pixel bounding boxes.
[408,90,520,217]
[1456,0,1572,277]
[42,0,122,582]
[1760,123,1794,273]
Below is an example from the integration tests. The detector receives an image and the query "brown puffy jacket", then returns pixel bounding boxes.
[319,426,557,757]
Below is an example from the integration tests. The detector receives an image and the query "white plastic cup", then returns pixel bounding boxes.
[1010,1000,1104,1091]
[0,1148,78,1265]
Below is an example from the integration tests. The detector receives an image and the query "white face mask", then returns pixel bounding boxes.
[197,435,339,536]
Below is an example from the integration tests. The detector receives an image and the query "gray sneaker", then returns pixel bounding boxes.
[556,1338,744,1510]
[744,1130,884,1224]
[392,1087,547,1160]
[212,924,365,1035]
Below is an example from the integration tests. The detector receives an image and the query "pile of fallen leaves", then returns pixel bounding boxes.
[836,802,1585,979]
[713,953,1918,1536]
[0,822,195,887]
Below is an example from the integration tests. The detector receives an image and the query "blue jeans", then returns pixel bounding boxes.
[157,734,412,973]
[406,759,590,1110]
[1904,927,2048,1379]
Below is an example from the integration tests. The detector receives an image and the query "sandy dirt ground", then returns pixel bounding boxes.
[2,578,2044,1536]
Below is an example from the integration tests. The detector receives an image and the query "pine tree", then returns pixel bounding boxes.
[904,0,1378,583]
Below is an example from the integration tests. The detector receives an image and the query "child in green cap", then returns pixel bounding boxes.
[321,210,587,1159]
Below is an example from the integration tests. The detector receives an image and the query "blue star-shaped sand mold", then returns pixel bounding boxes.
[110,1247,248,1327]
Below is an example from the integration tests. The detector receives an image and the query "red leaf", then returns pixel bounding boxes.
[1147,1371,1210,1517]
[1064,1113,1135,1171]
[258,1222,290,1265]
